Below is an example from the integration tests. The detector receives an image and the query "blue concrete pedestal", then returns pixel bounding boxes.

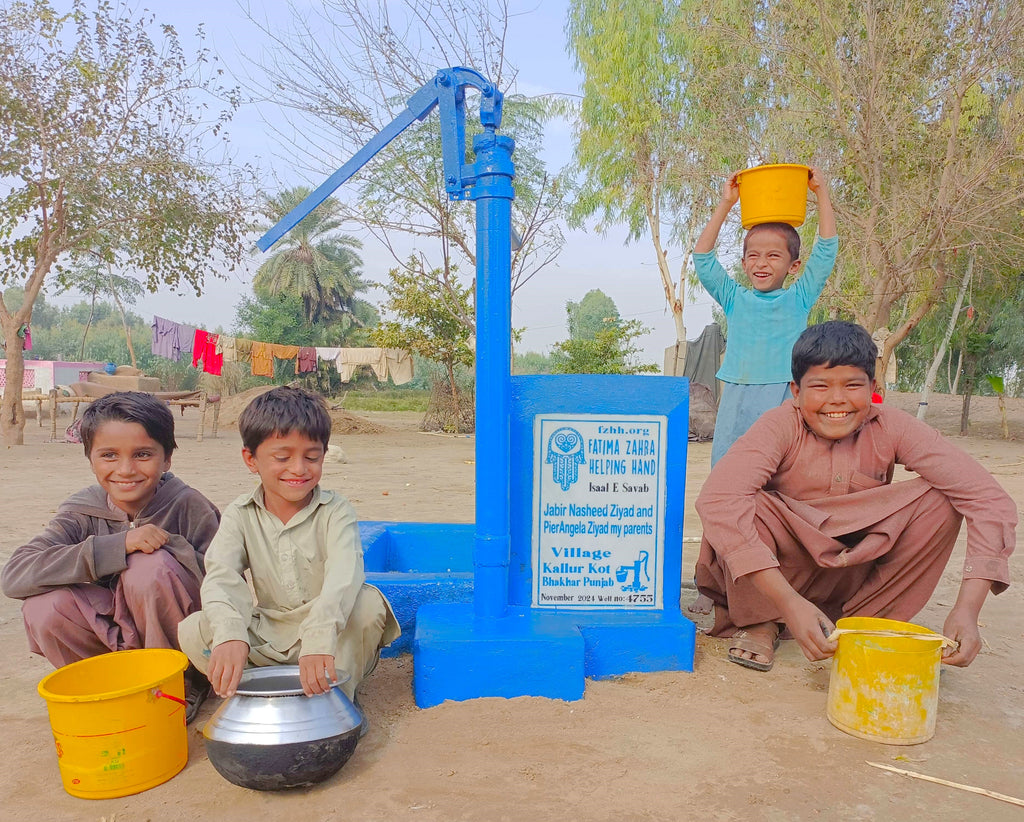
[414,604,586,706]
[414,604,696,707]
[361,522,474,657]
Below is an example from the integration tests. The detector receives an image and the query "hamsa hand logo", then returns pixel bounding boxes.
[546,427,585,491]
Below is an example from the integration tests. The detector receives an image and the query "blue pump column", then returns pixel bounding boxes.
[468,131,515,620]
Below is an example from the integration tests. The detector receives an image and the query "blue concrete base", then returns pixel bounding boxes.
[413,603,696,707]
[576,611,696,679]
[414,603,586,707]
[360,522,475,657]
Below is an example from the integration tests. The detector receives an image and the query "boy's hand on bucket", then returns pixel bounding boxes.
[807,166,828,194]
[209,640,249,697]
[942,578,989,667]
[299,654,338,696]
[782,596,838,661]
[942,608,981,667]
[720,171,740,207]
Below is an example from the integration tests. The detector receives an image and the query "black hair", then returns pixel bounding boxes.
[791,321,877,385]
[80,391,177,458]
[238,386,332,453]
[743,222,801,262]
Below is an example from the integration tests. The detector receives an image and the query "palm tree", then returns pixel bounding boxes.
[254,187,367,325]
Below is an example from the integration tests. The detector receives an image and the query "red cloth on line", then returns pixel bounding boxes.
[192,330,223,376]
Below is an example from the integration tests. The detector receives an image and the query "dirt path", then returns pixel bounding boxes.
[1,396,1021,821]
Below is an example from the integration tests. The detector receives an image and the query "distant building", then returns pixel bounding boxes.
[0,360,105,392]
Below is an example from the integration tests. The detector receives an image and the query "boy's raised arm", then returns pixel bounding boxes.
[694,171,740,254]
[808,167,836,239]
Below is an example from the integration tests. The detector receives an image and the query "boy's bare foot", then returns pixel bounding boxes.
[727,622,782,672]
[688,593,714,615]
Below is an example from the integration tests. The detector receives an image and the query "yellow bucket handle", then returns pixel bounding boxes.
[827,628,959,650]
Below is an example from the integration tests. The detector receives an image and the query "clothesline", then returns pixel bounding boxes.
[150,316,414,385]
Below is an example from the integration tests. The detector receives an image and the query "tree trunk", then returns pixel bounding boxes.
[80,291,96,360]
[644,201,686,352]
[959,372,974,437]
[951,349,963,395]
[108,273,137,368]
[447,362,460,432]
[918,255,972,420]
[997,394,1009,439]
[0,319,27,445]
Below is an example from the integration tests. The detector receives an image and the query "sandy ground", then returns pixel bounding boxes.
[1,394,1022,821]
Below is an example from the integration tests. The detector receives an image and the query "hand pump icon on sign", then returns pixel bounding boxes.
[616,551,650,592]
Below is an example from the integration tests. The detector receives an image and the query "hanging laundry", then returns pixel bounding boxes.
[384,348,415,385]
[216,335,238,362]
[151,316,186,360]
[250,341,274,377]
[192,330,224,376]
[179,324,197,356]
[296,347,318,374]
[235,337,254,364]
[334,348,389,382]
[315,347,342,363]
[270,344,300,372]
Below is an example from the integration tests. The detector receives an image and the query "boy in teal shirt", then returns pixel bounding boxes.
[690,167,836,613]
[693,166,837,465]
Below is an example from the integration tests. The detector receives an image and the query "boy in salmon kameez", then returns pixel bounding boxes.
[694,321,1016,671]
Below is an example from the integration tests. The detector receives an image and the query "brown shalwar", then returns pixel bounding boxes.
[695,402,1016,637]
[1,474,220,667]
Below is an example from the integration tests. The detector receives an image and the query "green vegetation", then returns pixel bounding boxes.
[337,389,430,413]
[0,0,252,443]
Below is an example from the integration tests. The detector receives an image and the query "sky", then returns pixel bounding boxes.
[54,0,717,366]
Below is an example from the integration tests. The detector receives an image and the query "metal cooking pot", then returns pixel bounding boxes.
[203,666,363,790]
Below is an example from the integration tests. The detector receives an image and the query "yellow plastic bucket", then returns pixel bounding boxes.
[826,617,944,745]
[736,163,810,229]
[37,648,189,799]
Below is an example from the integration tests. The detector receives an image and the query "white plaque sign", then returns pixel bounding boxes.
[532,414,666,609]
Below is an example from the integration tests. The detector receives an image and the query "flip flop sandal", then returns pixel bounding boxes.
[727,628,781,672]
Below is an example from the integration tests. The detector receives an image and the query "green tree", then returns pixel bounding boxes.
[255,187,368,325]
[566,289,620,340]
[551,319,658,375]
[244,0,567,334]
[693,0,1024,366]
[61,255,146,366]
[567,0,756,361]
[0,0,252,443]
[371,258,474,431]
[513,350,557,375]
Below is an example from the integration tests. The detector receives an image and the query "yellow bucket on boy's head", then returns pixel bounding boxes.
[736,163,810,229]
[37,648,189,799]
[827,617,945,745]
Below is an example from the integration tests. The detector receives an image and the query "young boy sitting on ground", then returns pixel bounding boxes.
[178,386,399,720]
[694,321,1016,672]
[2,391,220,720]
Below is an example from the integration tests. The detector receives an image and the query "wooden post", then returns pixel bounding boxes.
[49,389,57,441]
[197,392,207,443]
[211,398,220,438]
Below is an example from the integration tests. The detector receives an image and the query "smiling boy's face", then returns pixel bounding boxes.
[790,363,875,440]
[88,420,171,517]
[742,228,801,292]
[243,430,325,522]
